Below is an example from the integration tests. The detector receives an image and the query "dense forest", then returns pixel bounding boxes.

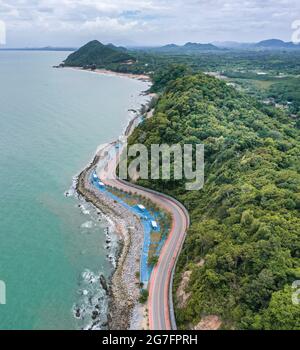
[128,66,300,330]
[221,71,300,115]
[268,78,300,114]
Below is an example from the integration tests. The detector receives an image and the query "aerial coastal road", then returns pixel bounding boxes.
[98,143,190,330]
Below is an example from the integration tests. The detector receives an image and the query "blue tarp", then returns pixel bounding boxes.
[91,172,165,285]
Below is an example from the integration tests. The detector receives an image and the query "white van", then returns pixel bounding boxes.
[151,221,158,230]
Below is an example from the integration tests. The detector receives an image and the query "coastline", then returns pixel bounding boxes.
[63,66,151,83]
[72,70,155,330]
[75,148,143,329]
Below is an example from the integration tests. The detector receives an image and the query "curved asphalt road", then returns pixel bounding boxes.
[98,143,190,330]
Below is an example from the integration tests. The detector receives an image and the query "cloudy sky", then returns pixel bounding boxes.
[0,0,299,47]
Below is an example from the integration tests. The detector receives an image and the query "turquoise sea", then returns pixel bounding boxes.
[0,51,148,330]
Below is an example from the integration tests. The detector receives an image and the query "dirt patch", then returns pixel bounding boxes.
[176,270,192,309]
[194,315,222,330]
[176,260,205,309]
[197,259,205,267]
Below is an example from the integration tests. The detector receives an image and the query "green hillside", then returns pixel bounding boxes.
[128,67,300,330]
[64,40,135,68]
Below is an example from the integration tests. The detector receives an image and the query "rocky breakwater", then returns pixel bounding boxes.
[76,148,144,330]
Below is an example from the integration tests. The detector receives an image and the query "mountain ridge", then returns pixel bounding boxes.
[64,40,135,68]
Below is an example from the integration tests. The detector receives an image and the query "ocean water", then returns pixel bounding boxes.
[0,51,149,330]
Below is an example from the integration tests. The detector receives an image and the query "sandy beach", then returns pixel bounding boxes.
[64,66,151,83]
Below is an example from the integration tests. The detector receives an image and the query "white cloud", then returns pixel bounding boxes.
[0,0,299,46]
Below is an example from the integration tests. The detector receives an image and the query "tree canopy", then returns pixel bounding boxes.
[128,69,300,329]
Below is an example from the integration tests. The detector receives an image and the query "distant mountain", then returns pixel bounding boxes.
[64,40,135,67]
[162,44,180,50]
[152,42,221,53]
[212,41,254,49]
[255,39,300,50]
[183,42,220,51]
[213,39,300,50]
